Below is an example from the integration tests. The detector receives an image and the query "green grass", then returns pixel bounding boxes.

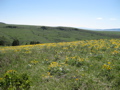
[96,30,120,34]
[95,31,120,38]
[0,23,120,46]
[0,39,120,90]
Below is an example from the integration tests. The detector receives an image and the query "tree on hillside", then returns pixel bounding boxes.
[41,26,47,30]
[30,41,40,44]
[6,25,17,28]
[57,27,64,30]
[0,40,5,46]
[12,39,19,46]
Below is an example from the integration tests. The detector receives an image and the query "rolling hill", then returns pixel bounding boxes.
[0,23,120,46]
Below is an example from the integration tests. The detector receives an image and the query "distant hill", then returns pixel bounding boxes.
[102,29,120,31]
[0,23,120,46]
[78,27,120,31]
[0,22,6,24]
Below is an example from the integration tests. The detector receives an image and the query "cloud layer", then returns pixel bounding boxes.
[110,18,117,20]
[96,17,103,20]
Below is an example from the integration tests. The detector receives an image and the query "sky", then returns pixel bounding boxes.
[0,0,120,29]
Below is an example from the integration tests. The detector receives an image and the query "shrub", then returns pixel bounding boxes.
[6,26,17,28]
[41,26,47,30]
[0,70,31,90]
[12,39,19,46]
[0,40,5,46]
[30,41,40,44]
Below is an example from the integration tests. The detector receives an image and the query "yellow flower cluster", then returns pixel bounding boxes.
[65,56,84,62]
[30,60,39,64]
[6,70,17,73]
[112,50,119,54]
[78,57,84,62]
[102,63,112,70]
[75,78,79,81]
[0,78,3,80]
[0,39,120,55]
[49,62,61,68]
[24,50,32,54]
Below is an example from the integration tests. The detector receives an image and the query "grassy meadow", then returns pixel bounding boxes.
[0,39,120,90]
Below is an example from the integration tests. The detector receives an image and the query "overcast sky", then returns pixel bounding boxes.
[0,0,120,29]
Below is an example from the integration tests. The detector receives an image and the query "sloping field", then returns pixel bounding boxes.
[0,23,120,46]
[0,39,120,89]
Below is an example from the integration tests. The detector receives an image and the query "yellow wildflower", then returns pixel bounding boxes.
[102,64,112,70]
[30,60,39,64]
[6,70,17,73]
[47,72,51,76]
[75,78,79,80]
[108,62,111,64]
[0,78,3,80]
[49,62,59,67]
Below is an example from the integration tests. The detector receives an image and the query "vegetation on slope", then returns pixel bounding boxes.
[0,23,120,46]
[0,39,120,89]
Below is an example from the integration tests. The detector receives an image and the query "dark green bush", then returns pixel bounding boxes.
[12,39,19,46]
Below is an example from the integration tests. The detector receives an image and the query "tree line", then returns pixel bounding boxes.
[0,39,41,46]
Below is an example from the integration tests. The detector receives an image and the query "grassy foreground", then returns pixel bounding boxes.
[0,39,120,90]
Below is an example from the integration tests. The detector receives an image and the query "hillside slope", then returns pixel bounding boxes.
[0,23,120,45]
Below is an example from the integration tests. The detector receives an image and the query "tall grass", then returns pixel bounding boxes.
[0,39,120,89]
